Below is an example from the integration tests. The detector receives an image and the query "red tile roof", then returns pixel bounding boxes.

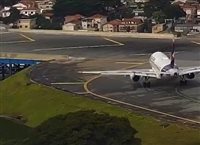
[89,14,107,19]
[106,19,122,25]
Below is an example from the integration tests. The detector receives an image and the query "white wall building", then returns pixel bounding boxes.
[12,3,28,10]
[20,8,37,16]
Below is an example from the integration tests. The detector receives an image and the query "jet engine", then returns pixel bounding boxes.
[186,73,195,79]
[130,74,140,82]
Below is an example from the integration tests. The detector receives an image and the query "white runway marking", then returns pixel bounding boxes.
[32,44,120,52]
[191,41,200,45]
[0,40,28,44]
[104,38,125,46]
[19,34,35,42]
[116,62,144,65]
[51,82,84,85]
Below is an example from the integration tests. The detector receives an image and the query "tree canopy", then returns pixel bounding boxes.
[53,0,122,17]
[144,0,185,19]
[24,110,141,145]
[2,8,20,24]
[0,0,19,7]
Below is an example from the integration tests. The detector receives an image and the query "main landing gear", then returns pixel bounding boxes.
[143,77,151,88]
[180,76,187,85]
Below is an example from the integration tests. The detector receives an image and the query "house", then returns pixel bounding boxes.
[132,9,145,16]
[20,8,37,16]
[63,20,81,31]
[64,14,84,24]
[81,18,94,30]
[17,18,37,29]
[12,3,28,10]
[182,4,197,15]
[12,0,36,10]
[36,0,55,12]
[0,7,11,18]
[119,18,144,32]
[152,23,166,33]
[174,23,200,33]
[88,14,107,31]
[197,6,200,18]
[103,19,121,32]
[134,0,149,3]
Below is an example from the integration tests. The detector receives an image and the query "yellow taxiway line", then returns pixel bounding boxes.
[83,63,200,125]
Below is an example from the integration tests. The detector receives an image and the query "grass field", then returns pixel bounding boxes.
[0,69,199,145]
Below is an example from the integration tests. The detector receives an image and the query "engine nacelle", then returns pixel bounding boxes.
[131,75,140,82]
[186,73,195,79]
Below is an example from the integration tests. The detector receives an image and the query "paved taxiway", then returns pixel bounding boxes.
[1,32,200,125]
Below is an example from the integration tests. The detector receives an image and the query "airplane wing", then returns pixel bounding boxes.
[80,69,157,78]
[179,66,200,75]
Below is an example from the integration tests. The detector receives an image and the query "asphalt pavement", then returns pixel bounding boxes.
[1,32,200,125]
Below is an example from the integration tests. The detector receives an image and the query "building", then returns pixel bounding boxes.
[197,6,200,18]
[64,14,84,24]
[36,0,55,12]
[174,23,200,33]
[152,23,166,33]
[12,0,36,10]
[103,19,121,32]
[17,18,37,29]
[88,14,107,31]
[63,14,84,31]
[63,20,81,31]
[0,7,11,18]
[12,3,28,10]
[20,8,37,16]
[134,0,149,3]
[119,18,144,32]
[132,9,145,16]
[81,18,93,30]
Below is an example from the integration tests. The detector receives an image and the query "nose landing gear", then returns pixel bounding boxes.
[143,77,151,88]
[180,75,187,85]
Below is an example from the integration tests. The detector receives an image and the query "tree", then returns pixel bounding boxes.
[152,11,167,24]
[144,0,185,19]
[3,8,20,24]
[144,0,170,18]
[53,0,103,17]
[0,0,19,7]
[163,4,186,19]
[26,110,141,145]
[53,0,122,17]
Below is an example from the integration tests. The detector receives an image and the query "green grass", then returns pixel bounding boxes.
[0,69,200,145]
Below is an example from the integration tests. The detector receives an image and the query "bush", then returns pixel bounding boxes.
[27,110,141,145]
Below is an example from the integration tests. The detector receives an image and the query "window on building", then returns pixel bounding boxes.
[20,25,22,28]
[25,25,28,28]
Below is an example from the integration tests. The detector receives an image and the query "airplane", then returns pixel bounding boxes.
[79,39,200,88]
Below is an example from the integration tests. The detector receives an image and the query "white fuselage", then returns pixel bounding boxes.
[149,52,179,78]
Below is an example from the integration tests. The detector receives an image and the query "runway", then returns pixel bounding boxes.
[1,32,200,125]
